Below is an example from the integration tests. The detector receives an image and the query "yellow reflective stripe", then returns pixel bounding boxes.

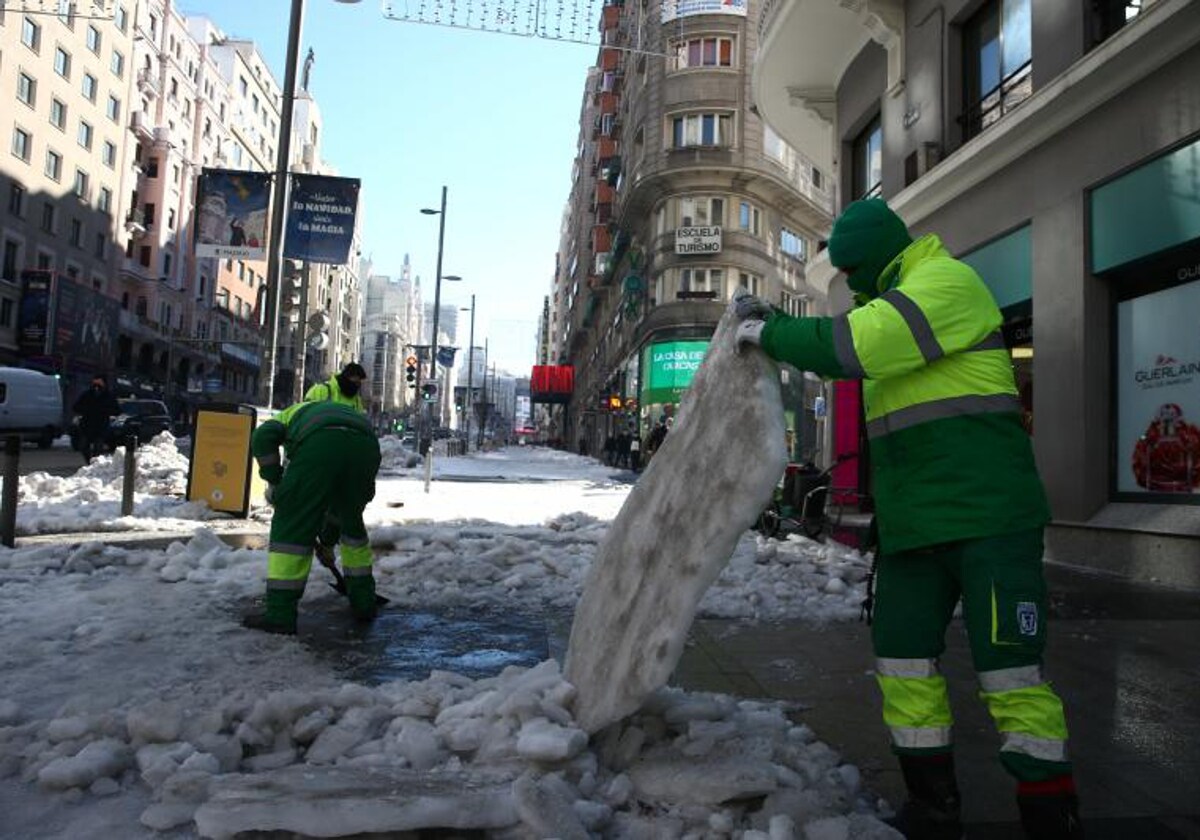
[890,725,954,749]
[832,315,865,378]
[340,543,372,569]
[877,657,940,679]
[267,550,311,581]
[880,290,943,363]
[867,393,1023,439]
[981,683,1069,750]
[877,673,953,731]
[862,345,1017,423]
[979,665,1044,693]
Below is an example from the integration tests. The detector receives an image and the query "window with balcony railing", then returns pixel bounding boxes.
[852,116,882,200]
[961,0,1032,142]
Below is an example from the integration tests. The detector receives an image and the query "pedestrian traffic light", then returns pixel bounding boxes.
[405,355,418,388]
[421,382,438,403]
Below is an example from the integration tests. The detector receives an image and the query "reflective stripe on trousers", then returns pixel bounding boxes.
[266,550,313,585]
[876,657,954,750]
[980,665,1070,763]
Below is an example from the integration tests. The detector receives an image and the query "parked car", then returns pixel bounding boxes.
[0,367,64,448]
[70,398,173,452]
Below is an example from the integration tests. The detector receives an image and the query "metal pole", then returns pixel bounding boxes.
[1,436,19,548]
[121,436,137,516]
[262,0,306,410]
[464,294,475,452]
[293,259,310,404]
[428,186,447,425]
[478,338,488,449]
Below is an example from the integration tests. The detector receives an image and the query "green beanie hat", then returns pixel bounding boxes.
[827,198,912,300]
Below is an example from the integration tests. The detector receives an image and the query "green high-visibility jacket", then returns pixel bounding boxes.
[304,374,365,413]
[251,400,375,484]
[759,234,1050,552]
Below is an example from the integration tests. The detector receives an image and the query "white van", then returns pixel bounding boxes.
[0,367,64,448]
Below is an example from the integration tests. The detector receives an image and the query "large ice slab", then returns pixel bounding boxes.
[565,303,788,733]
[193,764,520,838]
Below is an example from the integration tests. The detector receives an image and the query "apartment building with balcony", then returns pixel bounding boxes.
[1,2,137,379]
[554,0,835,458]
[189,18,284,401]
[753,0,1200,582]
[360,256,423,424]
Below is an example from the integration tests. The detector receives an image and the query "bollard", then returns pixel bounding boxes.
[1,435,19,548]
[424,448,433,494]
[121,435,137,516]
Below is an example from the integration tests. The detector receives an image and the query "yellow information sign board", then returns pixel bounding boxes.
[187,405,256,516]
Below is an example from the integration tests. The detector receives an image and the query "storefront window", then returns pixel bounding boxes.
[1115,279,1200,499]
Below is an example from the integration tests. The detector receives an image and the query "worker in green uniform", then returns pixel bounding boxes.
[735,199,1081,839]
[304,361,368,413]
[243,399,381,634]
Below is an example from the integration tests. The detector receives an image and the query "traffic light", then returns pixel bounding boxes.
[405,355,418,389]
[421,382,438,403]
[607,395,623,410]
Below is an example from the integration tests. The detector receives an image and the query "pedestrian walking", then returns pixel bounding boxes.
[735,198,1082,839]
[242,400,381,635]
[304,361,367,413]
[71,374,120,463]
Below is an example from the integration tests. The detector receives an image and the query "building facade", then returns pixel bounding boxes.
[554,0,835,459]
[3,2,364,418]
[2,1,138,392]
[753,0,1200,583]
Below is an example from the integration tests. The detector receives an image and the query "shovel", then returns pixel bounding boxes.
[315,542,390,606]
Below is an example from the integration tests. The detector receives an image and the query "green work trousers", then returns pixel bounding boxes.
[871,527,1072,783]
[266,428,381,598]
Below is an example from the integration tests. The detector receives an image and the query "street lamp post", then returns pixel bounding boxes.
[261,0,362,409]
[461,295,475,451]
[420,187,448,418]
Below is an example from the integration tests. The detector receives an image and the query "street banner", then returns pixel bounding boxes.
[662,0,746,23]
[195,169,271,259]
[53,277,120,372]
[283,174,360,264]
[17,269,53,355]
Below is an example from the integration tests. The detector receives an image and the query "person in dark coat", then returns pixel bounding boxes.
[72,374,120,463]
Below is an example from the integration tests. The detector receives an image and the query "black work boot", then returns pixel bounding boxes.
[241,589,300,635]
[885,754,964,840]
[1017,780,1084,839]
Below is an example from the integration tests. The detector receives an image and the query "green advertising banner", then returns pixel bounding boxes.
[641,340,710,405]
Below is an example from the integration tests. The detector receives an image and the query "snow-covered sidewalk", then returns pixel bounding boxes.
[0,446,893,839]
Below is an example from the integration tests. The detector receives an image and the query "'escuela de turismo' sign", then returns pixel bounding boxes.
[675,226,722,255]
[283,174,361,265]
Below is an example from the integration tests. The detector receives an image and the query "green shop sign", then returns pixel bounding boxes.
[641,340,710,405]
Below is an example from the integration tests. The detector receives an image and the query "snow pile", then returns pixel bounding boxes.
[0,661,898,839]
[368,515,871,623]
[378,436,420,471]
[10,434,226,536]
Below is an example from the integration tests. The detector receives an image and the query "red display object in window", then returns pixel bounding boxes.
[531,365,575,403]
[1132,403,1200,492]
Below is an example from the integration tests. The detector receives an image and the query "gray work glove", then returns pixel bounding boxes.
[732,290,773,321]
[736,319,766,349]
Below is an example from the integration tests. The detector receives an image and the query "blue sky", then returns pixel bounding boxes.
[180,0,595,373]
